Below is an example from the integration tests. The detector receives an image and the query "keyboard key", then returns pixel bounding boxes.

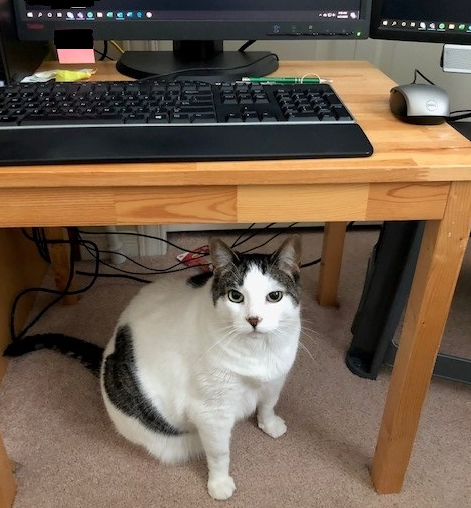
[149,113,169,123]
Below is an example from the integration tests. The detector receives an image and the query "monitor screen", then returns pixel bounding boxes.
[11,0,372,78]
[370,0,471,44]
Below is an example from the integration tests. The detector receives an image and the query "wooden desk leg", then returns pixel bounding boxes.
[317,222,347,306]
[0,429,16,508]
[371,181,471,493]
[45,228,79,305]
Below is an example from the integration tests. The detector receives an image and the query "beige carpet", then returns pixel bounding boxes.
[1,228,470,508]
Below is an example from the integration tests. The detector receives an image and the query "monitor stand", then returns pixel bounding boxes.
[115,40,279,80]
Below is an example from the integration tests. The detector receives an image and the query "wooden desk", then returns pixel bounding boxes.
[1,60,471,506]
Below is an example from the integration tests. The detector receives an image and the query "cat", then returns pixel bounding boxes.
[4,236,302,500]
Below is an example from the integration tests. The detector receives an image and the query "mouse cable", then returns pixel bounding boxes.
[447,111,471,121]
[412,69,436,85]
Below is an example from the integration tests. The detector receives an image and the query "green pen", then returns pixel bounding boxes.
[241,76,333,84]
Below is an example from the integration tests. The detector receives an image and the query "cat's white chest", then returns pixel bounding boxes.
[203,369,260,422]
[217,337,298,383]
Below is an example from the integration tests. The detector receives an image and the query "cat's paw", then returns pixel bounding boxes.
[258,415,287,439]
[207,474,236,500]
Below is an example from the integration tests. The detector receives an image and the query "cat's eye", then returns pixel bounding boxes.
[228,290,244,303]
[267,291,283,303]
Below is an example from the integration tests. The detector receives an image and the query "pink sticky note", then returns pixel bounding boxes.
[56,48,95,64]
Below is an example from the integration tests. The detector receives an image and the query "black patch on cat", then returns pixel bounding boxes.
[3,333,103,377]
[211,252,300,306]
[187,271,213,288]
[103,325,182,436]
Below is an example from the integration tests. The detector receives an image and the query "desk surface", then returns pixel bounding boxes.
[1,60,471,229]
[1,60,471,505]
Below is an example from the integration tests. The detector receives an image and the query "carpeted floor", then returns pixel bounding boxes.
[1,228,470,508]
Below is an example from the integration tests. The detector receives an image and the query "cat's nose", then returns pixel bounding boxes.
[247,316,262,329]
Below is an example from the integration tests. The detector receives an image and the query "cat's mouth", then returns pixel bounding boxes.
[247,328,266,338]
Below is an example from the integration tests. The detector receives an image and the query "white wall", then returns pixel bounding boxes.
[126,38,471,112]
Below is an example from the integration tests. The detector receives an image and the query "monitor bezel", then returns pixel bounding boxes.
[12,0,372,42]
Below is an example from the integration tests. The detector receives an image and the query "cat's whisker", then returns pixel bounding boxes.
[298,341,316,362]
[300,316,324,328]
[195,327,238,363]
[300,326,329,343]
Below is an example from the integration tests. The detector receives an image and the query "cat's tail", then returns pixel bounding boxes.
[3,333,104,377]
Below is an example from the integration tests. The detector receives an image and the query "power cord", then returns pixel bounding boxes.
[11,222,373,341]
[10,236,100,342]
[136,52,279,82]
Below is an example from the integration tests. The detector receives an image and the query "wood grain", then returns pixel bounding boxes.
[317,222,347,306]
[371,180,471,492]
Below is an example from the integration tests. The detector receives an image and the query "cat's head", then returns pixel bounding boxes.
[209,236,302,336]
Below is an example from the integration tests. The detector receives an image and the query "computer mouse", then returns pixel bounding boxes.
[389,84,450,125]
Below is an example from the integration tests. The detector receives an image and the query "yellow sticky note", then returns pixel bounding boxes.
[55,70,94,82]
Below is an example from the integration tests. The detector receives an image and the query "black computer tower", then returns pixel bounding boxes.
[347,220,471,384]
[0,0,49,85]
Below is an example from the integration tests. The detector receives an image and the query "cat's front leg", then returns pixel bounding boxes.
[196,418,236,500]
[257,376,287,439]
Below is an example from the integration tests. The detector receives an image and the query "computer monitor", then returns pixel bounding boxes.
[370,1,471,45]
[11,0,372,79]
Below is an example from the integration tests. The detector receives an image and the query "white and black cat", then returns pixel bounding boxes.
[5,236,302,500]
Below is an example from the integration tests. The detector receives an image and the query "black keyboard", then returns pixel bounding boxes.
[0,79,373,165]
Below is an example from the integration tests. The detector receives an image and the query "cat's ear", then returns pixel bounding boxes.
[209,238,239,274]
[273,235,302,276]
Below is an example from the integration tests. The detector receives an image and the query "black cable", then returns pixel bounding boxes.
[22,228,51,263]
[76,231,210,277]
[99,40,109,61]
[240,224,299,253]
[136,52,279,82]
[75,270,152,284]
[76,228,213,274]
[77,230,186,276]
[10,238,101,342]
[238,40,256,52]
[231,223,278,249]
[15,221,367,339]
[448,111,471,121]
[412,69,436,85]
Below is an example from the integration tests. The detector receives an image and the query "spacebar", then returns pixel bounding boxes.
[20,115,124,125]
